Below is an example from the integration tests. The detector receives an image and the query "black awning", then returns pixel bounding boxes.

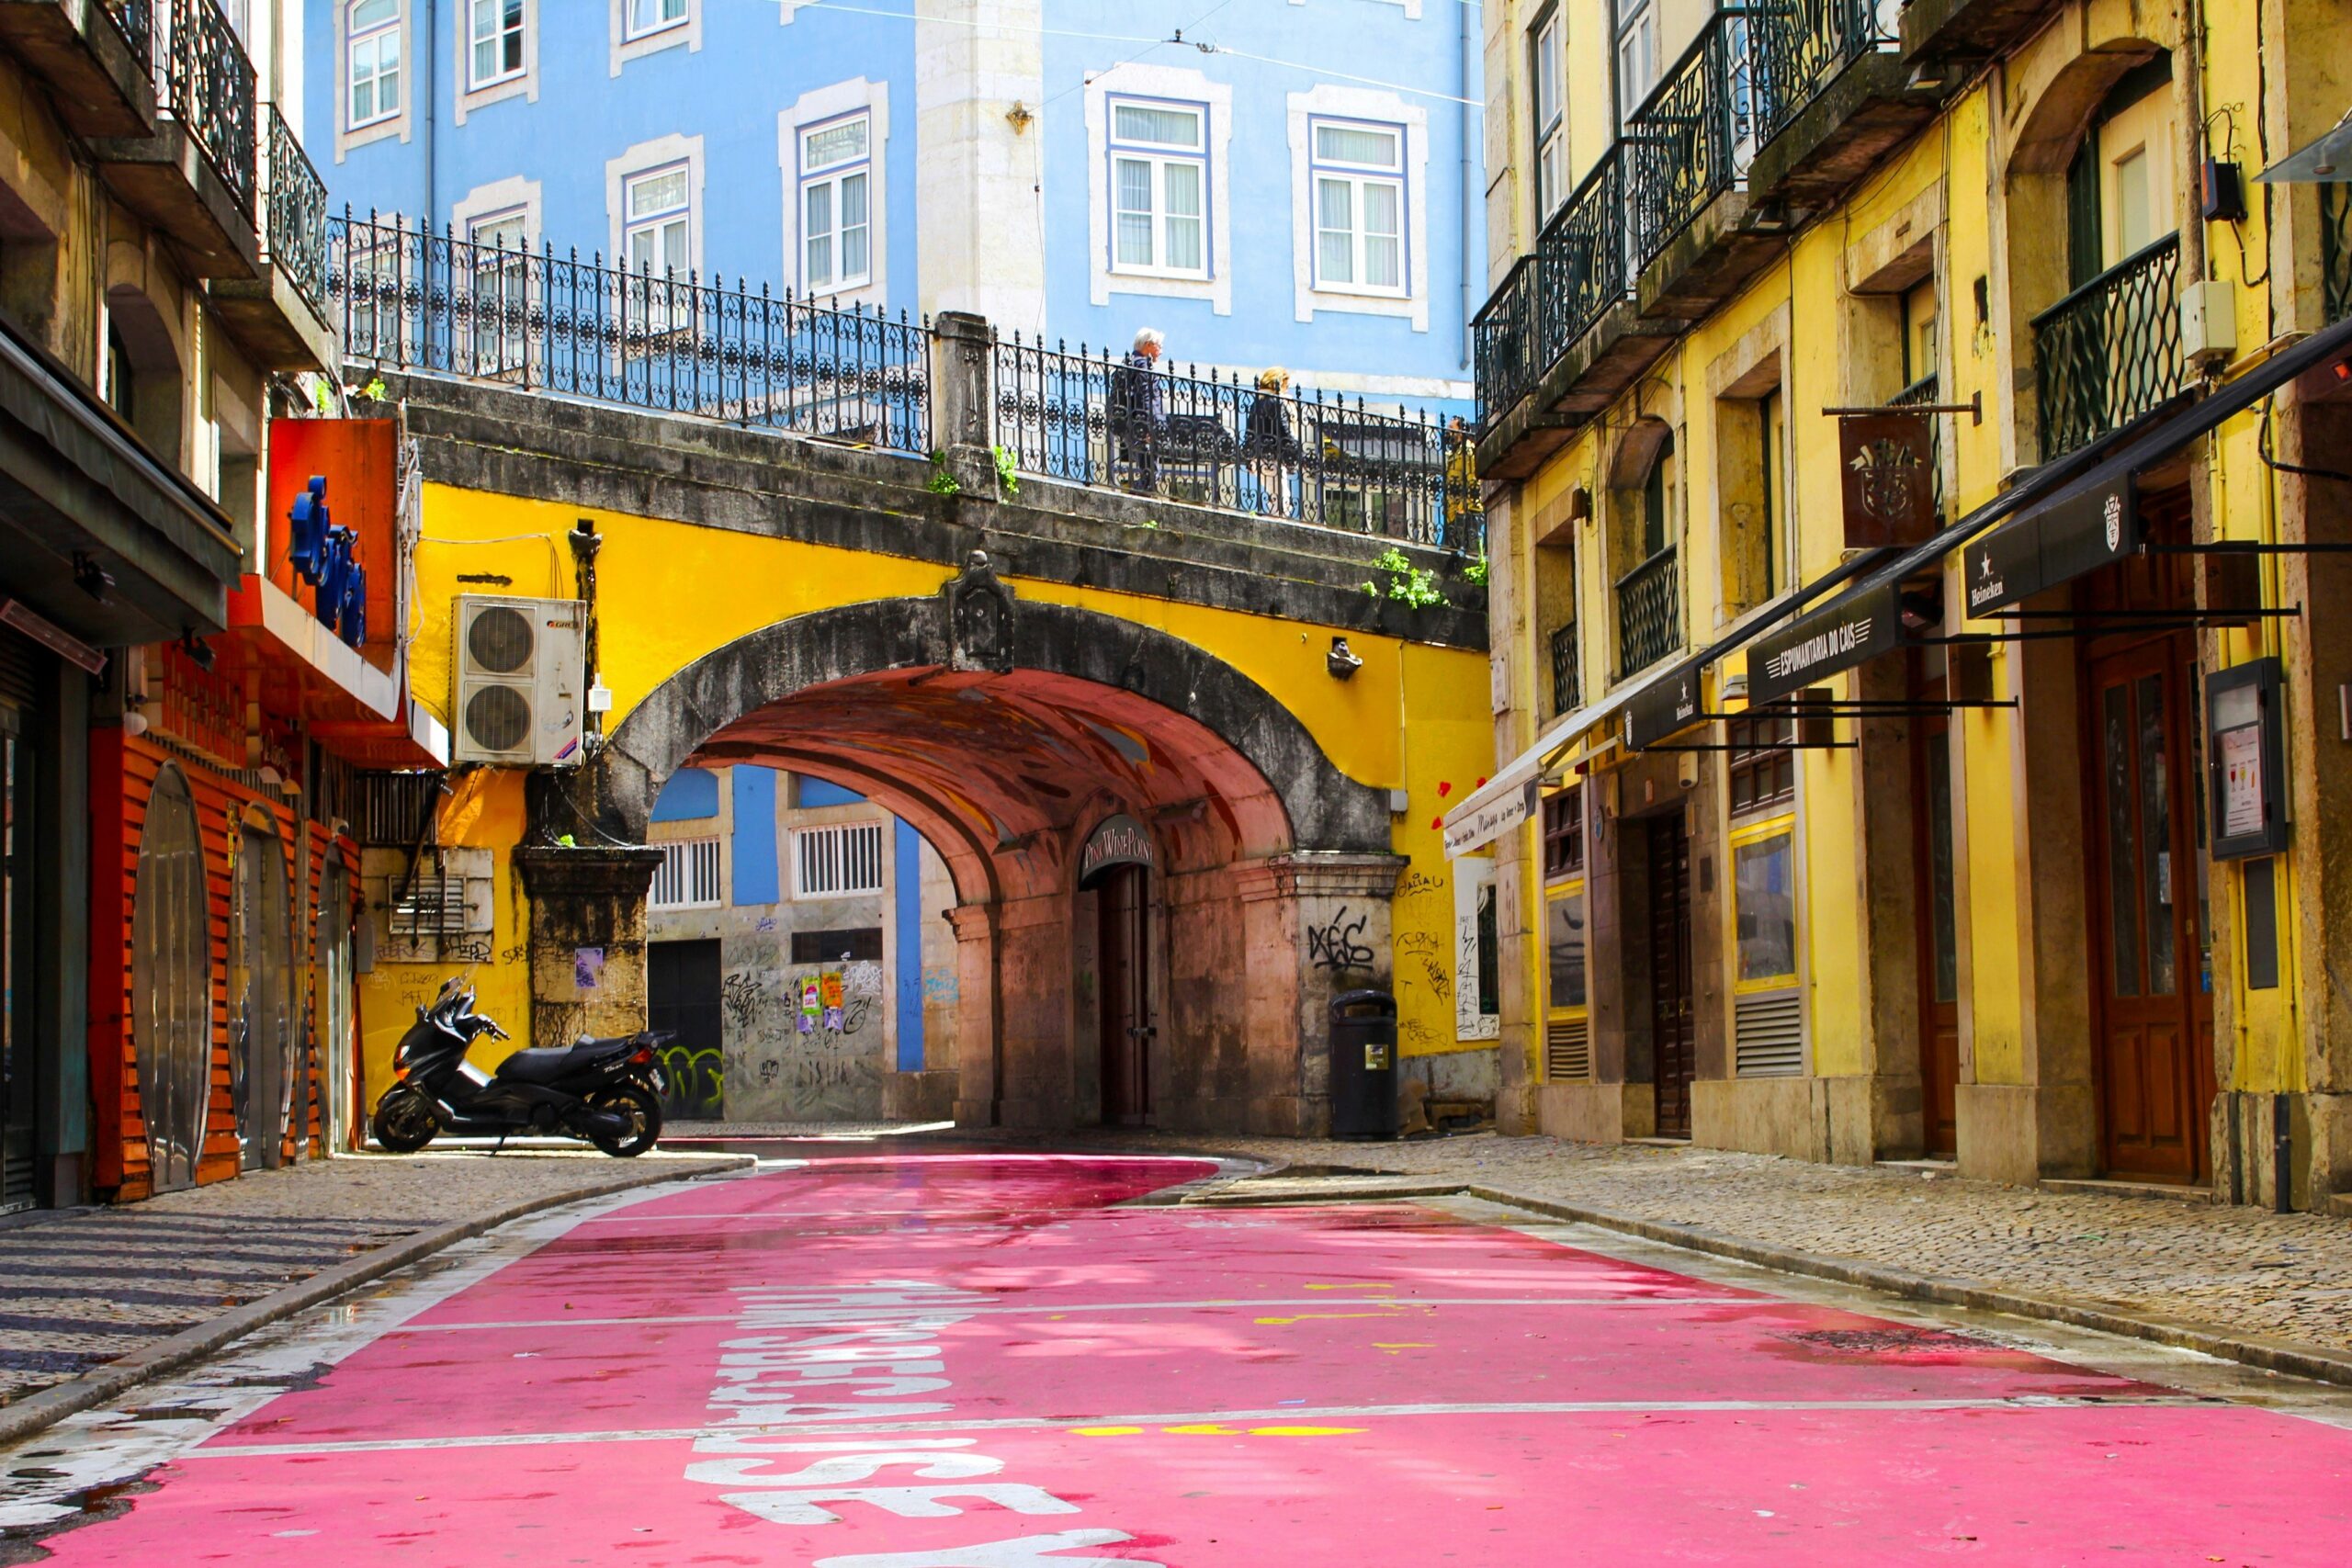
[0,310,241,647]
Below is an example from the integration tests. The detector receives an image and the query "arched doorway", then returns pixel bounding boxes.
[230,812,293,1170]
[1079,814,1159,1127]
[131,766,209,1193]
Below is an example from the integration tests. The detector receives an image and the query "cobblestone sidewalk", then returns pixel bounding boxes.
[1056,1130,2352,1360]
[0,1148,734,1407]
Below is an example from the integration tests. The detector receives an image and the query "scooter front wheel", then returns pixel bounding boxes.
[580,1083,662,1157]
[371,1085,440,1153]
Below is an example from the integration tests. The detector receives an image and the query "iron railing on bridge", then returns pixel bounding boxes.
[1615,547,1680,677]
[328,211,933,456]
[992,334,1473,549]
[1551,621,1581,716]
[262,106,327,314]
[2032,232,2182,460]
[154,0,256,216]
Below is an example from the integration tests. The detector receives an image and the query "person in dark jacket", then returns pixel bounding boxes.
[1244,367,1303,517]
[1107,327,1167,492]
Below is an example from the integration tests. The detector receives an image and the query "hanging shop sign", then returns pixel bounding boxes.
[1746,578,1904,708]
[1623,657,1707,750]
[1838,412,1937,548]
[1078,813,1157,886]
[1442,780,1536,859]
[2207,657,2288,860]
[1962,471,2139,615]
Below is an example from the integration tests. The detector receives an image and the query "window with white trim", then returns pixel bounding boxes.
[1310,118,1406,296]
[1615,0,1657,121]
[1109,97,1208,279]
[467,209,529,374]
[650,838,722,909]
[627,0,685,39]
[794,822,885,898]
[623,164,690,276]
[469,0,522,87]
[348,0,402,129]
[1532,12,1566,217]
[799,112,872,294]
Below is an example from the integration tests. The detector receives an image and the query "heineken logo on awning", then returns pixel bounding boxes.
[1623,660,1707,750]
[1960,472,2134,615]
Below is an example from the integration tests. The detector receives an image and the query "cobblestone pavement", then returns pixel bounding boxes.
[677,1122,2352,1359]
[0,1147,732,1406]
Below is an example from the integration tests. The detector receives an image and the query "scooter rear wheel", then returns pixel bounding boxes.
[582,1083,662,1157]
[371,1086,440,1153]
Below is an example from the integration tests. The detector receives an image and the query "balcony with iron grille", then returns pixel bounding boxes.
[2324,184,2352,326]
[1477,6,1941,484]
[212,107,335,371]
[92,0,259,279]
[0,0,154,137]
[1550,621,1582,716]
[1615,547,1681,677]
[1899,0,2068,77]
[2031,232,2183,460]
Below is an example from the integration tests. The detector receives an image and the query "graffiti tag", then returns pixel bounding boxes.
[1307,908,1375,972]
[720,972,766,1031]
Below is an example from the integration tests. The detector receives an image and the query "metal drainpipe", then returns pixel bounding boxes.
[423,0,438,231]
[1459,0,1476,370]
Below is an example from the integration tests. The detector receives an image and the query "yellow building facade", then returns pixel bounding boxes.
[1460,0,2352,1205]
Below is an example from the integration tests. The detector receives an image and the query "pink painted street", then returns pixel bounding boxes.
[11,1149,2352,1565]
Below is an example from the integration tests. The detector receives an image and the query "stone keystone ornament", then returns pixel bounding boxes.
[943,548,1017,673]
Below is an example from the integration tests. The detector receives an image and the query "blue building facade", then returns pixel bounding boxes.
[308,0,1481,409]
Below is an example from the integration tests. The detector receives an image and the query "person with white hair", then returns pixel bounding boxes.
[1109,326,1169,493]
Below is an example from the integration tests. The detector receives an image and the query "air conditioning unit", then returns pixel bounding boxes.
[451,595,585,766]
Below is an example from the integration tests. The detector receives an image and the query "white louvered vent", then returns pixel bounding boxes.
[1545,1016,1591,1081]
[1734,988,1805,1077]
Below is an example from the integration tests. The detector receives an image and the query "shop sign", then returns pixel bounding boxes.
[1079,813,1157,886]
[1838,412,1937,548]
[1442,781,1536,859]
[1623,658,1707,750]
[1962,510,2042,615]
[1746,579,1902,708]
[1963,471,2137,615]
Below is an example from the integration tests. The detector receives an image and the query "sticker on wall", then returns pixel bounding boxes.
[573,947,605,992]
[820,969,847,1033]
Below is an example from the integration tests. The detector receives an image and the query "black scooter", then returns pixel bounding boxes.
[370,976,667,1157]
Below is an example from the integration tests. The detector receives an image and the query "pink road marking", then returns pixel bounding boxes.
[30,1154,2352,1566]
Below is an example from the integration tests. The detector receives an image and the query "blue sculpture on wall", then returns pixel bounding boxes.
[286,474,366,650]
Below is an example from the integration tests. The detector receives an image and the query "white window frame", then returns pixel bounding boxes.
[469,0,524,88]
[650,837,723,911]
[454,0,537,121]
[1287,85,1430,330]
[623,164,691,278]
[1532,10,1566,219]
[778,80,890,311]
[1085,63,1232,315]
[794,822,886,899]
[611,0,698,73]
[1106,96,1210,283]
[1615,0,1657,124]
[800,111,874,296]
[626,0,686,39]
[606,134,704,278]
[346,0,402,130]
[1308,116,1408,299]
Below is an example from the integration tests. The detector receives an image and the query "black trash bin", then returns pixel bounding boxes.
[1328,988,1398,1140]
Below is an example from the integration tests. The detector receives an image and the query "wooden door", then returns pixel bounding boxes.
[1646,813,1695,1139]
[2085,634,2213,1182]
[1098,864,1154,1126]
[1911,663,1962,1156]
[648,939,724,1121]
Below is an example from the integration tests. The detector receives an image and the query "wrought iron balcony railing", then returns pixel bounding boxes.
[104,0,153,62]
[1473,255,1539,426]
[2031,231,2182,460]
[154,0,256,215]
[261,107,327,314]
[1551,621,1581,716]
[1626,11,1768,271]
[1615,547,1680,676]
[993,334,1471,548]
[327,211,933,455]
[2324,183,2352,325]
[1753,0,1893,147]
[1473,146,1633,428]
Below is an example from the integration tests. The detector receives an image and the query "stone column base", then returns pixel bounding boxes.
[1955,1081,2097,1185]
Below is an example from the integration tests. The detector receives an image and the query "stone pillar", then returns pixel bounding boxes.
[946,903,1001,1126]
[989,891,1073,1130]
[928,310,1001,497]
[512,845,663,1050]
[1245,851,1408,1136]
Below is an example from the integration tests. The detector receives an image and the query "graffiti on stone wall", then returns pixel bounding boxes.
[721,972,765,1032]
[1307,908,1374,971]
[655,1042,726,1118]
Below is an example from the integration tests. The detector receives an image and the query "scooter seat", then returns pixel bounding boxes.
[494,1039,623,1086]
